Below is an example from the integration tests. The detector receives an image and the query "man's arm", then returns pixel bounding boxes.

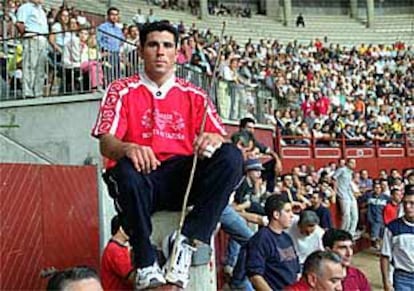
[15,22,25,35]
[99,133,160,173]
[250,275,272,291]
[380,255,393,291]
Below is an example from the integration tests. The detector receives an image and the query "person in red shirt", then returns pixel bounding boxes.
[285,250,345,291]
[92,21,243,290]
[383,188,403,225]
[101,215,134,290]
[322,229,371,291]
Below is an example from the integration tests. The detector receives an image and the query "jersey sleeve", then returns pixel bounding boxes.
[381,226,392,258]
[91,81,129,139]
[194,91,226,136]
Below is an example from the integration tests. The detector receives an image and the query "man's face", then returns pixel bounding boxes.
[373,184,382,195]
[309,261,345,291]
[129,26,138,39]
[331,240,353,267]
[310,193,321,207]
[361,170,368,179]
[283,175,293,187]
[299,224,317,236]
[141,31,177,82]
[244,122,255,134]
[391,190,403,204]
[247,169,261,180]
[403,195,414,221]
[108,9,119,23]
[347,159,356,169]
[66,278,103,291]
[275,203,294,229]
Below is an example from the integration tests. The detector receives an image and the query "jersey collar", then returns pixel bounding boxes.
[141,72,176,99]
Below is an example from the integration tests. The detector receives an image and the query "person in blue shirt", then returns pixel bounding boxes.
[246,195,300,290]
[308,192,333,230]
[362,181,390,250]
[97,7,125,84]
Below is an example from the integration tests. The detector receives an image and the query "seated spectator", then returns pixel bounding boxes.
[287,211,325,265]
[359,169,373,194]
[322,229,371,291]
[280,174,310,212]
[307,192,334,229]
[46,266,103,291]
[285,251,345,291]
[246,195,300,290]
[234,158,266,215]
[101,215,134,290]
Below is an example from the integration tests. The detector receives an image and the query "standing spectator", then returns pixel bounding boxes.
[246,195,300,290]
[92,22,243,290]
[132,8,146,29]
[97,7,124,84]
[15,0,49,98]
[285,251,345,291]
[308,192,333,229]
[380,185,414,291]
[362,182,390,250]
[48,9,70,63]
[383,188,403,225]
[323,229,371,291]
[333,158,359,237]
[147,8,159,23]
[101,215,134,290]
[287,211,325,266]
[296,13,305,27]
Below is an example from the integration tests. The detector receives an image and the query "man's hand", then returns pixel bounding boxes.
[194,133,224,158]
[124,143,160,173]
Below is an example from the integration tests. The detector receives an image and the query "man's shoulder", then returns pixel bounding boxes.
[174,77,207,96]
[106,75,141,93]
[387,217,414,236]
[346,266,368,280]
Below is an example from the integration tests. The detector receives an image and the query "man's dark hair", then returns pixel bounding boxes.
[139,21,179,48]
[107,7,119,16]
[322,228,353,249]
[111,215,121,236]
[264,195,289,220]
[302,250,342,277]
[239,117,256,130]
[46,266,100,290]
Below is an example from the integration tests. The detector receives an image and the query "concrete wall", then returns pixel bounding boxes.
[0,93,116,248]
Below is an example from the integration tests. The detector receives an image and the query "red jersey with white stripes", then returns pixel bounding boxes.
[92,73,226,169]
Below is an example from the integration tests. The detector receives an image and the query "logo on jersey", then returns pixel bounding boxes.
[141,109,185,140]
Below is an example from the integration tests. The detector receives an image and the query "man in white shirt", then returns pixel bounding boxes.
[287,210,325,265]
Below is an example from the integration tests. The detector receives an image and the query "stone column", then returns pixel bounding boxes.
[199,0,208,20]
[366,0,374,28]
[266,0,281,21]
[350,0,358,18]
[282,0,292,26]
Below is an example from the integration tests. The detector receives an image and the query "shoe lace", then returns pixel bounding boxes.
[172,240,194,275]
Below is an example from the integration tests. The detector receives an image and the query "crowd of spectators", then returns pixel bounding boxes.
[1,2,414,147]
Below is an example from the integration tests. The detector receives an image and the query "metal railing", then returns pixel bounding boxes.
[0,27,277,123]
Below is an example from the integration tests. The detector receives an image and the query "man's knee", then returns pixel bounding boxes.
[214,143,243,172]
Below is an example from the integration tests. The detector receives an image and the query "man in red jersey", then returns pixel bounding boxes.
[383,188,403,225]
[285,250,345,291]
[322,229,371,291]
[101,215,134,290]
[92,21,243,290]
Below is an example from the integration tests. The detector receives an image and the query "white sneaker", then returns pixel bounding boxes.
[135,262,166,290]
[163,231,196,288]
